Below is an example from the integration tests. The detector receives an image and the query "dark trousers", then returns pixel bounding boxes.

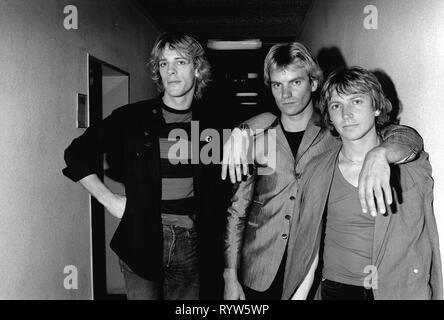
[321,278,374,300]
[243,251,287,300]
[119,224,199,300]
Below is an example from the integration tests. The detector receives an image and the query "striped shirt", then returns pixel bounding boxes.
[159,103,195,217]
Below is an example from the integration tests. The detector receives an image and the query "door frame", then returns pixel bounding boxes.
[87,54,130,300]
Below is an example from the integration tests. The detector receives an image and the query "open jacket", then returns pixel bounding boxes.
[225,114,335,291]
[282,145,443,300]
[63,97,227,282]
[225,111,424,292]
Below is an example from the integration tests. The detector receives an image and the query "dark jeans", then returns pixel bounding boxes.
[243,251,287,300]
[321,278,374,300]
[119,224,199,300]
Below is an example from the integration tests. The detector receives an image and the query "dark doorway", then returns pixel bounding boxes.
[88,55,129,300]
[205,40,291,128]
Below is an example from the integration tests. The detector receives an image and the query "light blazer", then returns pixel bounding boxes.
[282,146,443,300]
[225,109,424,293]
[224,112,338,291]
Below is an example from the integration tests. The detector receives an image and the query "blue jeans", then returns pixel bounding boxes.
[119,224,199,300]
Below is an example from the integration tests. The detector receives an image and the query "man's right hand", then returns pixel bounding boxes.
[223,268,246,300]
[104,193,126,219]
[221,127,250,183]
[221,113,277,183]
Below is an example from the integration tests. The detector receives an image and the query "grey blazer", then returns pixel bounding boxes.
[282,148,442,300]
[224,112,338,291]
[224,111,423,293]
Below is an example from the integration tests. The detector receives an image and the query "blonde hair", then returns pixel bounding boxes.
[319,66,392,136]
[149,33,211,99]
[263,42,323,88]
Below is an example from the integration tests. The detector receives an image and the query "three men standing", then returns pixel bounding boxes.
[63,34,424,300]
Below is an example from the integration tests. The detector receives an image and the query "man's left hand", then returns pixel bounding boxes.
[358,146,393,217]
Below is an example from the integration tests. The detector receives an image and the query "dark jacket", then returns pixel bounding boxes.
[63,97,228,283]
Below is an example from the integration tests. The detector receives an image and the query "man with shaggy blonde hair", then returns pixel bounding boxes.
[63,33,217,299]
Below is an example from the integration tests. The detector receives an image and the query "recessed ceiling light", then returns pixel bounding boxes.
[236,92,258,97]
[207,39,262,50]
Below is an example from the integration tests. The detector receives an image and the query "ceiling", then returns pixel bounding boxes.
[132,0,313,41]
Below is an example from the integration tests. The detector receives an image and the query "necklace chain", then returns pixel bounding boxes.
[340,149,364,165]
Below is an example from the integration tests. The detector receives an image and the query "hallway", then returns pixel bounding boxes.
[1,0,443,299]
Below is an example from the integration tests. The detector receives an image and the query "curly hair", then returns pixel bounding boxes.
[319,66,392,136]
[263,42,323,89]
[149,33,211,100]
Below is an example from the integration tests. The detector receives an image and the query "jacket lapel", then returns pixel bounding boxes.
[274,113,323,164]
[301,147,340,227]
[295,115,322,165]
[138,100,163,186]
[284,146,339,298]
[274,120,294,161]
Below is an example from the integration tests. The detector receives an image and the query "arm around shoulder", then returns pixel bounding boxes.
[380,124,423,164]
[240,112,277,132]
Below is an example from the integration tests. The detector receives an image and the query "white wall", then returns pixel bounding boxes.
[0,0,160,299]
[301,0,444,258]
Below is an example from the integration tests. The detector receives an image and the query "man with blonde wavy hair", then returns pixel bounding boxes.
[63,33,217,299]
